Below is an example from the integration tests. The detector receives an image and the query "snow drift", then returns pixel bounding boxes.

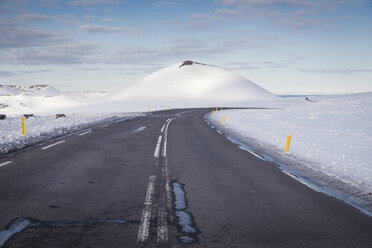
[0,84,109,116]
[112,61,276,106]
[207,92,372,215]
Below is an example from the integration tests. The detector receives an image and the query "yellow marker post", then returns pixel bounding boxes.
[222,115,225,125]
[212,110,214,116]
[285,133,292,152]
[168,105,170,110]
[221,107,223,111]
[22,116,26,135]
[148,106,150,112]
[215,107,218,112]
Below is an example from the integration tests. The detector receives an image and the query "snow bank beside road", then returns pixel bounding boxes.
[207,92,372,214]
[0,113,144,156]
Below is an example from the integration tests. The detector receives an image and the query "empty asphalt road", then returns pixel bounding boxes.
[0,109,371,247]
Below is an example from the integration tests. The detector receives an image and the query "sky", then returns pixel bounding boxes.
[0,0,371,94]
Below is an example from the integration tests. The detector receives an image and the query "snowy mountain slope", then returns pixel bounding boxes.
[1,61,278,115]
[0,85,18,96]
[0,85,62,97]
[0,85,100,116]
[26,85,62,97]
[112,61,276,105]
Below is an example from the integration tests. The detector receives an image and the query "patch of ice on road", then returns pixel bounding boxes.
[172,182,199,244]
[0,218,30,247]
[173,182,187,210]
[226,135,265,160]
[178,235,196,244]
[133,126,146,133]
[175,211,197,234]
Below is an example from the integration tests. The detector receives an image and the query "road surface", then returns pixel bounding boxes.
[0,109,371,247]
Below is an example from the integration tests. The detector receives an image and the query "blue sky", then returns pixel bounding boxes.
[0,0,371,94]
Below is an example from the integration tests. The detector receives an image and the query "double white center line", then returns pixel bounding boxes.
[138,118,173,245]
[154,135,163,158]
[162,119,172,157]
[137,175,156,244]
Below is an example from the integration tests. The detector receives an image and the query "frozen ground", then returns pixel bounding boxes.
[0,113,145,156]
[207,92,372,216]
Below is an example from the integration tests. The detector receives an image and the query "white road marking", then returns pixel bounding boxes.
[78,131,92,136]
[102,125,109,128]
[165,160,172,212]
[216,130,222,134]
[161,118,171,133]
[41,140,65,150]
[160,123,166,133]
[157,206,168,243]
[162,119,173,157]
[210,125,215,129]
[283,171,314,189]
[154,135,163,158]
[248,151,264,160]
[137,175,156,244]
[0,161,12,168]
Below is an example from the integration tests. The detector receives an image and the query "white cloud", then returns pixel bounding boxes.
[154,1,183,7]
[0,17,68,49]
[19,13,52,22]
[0,38,228,67]
[222,0,319,7]
[215,0,355,30]
[69,0,120,6]
[215,8,240,16]
[185,13,225,29]
[0,70,18,77]
[78,24,139,34]
[299,68,372,75]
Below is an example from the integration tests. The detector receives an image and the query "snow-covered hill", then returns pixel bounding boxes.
[0,85,62,97]
[1,61,277,115]
[112,61,276,106]
[0,85,109,116]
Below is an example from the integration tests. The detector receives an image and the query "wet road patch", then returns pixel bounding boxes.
[172,182,199,244]
[47,205,60,209]
[133,126,146,133]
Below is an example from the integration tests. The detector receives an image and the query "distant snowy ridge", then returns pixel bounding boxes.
[0,84,115,116]
[0,84,62,97]
[113,60,276,105]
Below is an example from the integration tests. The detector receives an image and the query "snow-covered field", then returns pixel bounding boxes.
[0,113,145,155]
[207,92,372,215]
[0,85,146,155]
